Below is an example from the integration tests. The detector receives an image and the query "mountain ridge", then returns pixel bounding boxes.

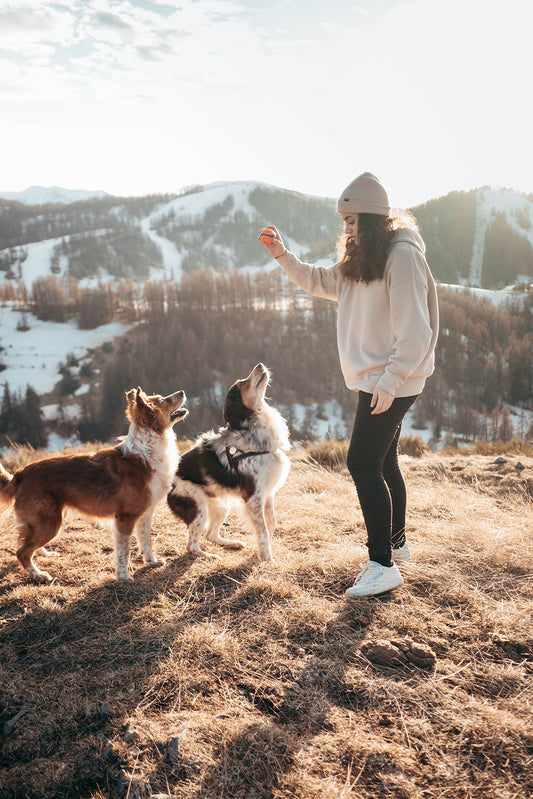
[0,185,109,206]
[1,180,532,290]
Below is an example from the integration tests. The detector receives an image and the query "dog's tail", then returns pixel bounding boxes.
[0,462,15,507]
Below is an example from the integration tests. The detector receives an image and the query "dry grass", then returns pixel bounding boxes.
[1,445,532,798]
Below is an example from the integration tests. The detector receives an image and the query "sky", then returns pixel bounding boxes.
[1,0,532,209]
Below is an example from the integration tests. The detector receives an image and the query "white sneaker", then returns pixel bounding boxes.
[392,542,411,563]
[344,561,404,598]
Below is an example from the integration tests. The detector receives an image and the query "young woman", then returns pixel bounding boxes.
[259,172,439,598]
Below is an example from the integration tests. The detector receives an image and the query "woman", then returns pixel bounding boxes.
[259,172,439,598]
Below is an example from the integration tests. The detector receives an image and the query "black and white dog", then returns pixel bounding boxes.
[167,364,290,561]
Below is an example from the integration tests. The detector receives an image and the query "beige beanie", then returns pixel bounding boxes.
[337,172,390,216]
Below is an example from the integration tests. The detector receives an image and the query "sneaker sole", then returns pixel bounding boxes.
[345,581,403,599]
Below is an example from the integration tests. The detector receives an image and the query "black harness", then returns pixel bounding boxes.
[225,446,271,472]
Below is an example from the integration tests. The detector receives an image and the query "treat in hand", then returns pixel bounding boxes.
[258,226,277,244]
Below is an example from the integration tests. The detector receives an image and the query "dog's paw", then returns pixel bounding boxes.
[218,539,246,550]
[30,569,53,584]
[187,548,222,560]
[116,572,134,581]
[258,555,277,567]
[146,556,166,567]
[38,547,59,558]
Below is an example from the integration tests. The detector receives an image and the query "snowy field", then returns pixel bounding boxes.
[0,304,131,396]
[439,282,529,308]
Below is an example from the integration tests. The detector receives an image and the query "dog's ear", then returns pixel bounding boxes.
[125,388,138,422]
[126,387,151,408]
[126,387,158,427]
[135,387,149,408]
[223,384,252,429]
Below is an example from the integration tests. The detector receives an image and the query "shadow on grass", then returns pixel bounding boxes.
[1,552,427,799]
[0,553,257,798]
[194,563,442,799]
[194,593,384,798]
[198,722,297,799]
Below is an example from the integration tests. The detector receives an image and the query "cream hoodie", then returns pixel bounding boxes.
[276,228,439,397]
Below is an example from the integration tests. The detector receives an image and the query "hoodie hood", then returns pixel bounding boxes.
[391,226,426,255]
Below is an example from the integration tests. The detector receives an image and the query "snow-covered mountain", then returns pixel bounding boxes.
[1,180,532,292]
[0,185,108,206]
[0,181,338,287]
[413,186,533,288]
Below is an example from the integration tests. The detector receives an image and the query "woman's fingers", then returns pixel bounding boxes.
[370,388,394,415]
[258,225,285,257]
[258,225,281,242]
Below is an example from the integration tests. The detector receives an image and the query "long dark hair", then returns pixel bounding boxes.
[339,211,418,284]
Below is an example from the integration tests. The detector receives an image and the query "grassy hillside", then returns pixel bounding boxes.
[0,445,532,798]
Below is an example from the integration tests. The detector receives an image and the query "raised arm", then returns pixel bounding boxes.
[258,225,339,301]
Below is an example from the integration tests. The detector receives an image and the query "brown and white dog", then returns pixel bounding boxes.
[0,387,188,582]
[167,363,290,561]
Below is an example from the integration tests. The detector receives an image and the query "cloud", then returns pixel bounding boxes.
[0,6,56,33]
[82,13,135,44]
[136,45,161,62]
[94,10,134,29]
[0,3,77,58]
[92,10,135,31]
[0,0,256,78]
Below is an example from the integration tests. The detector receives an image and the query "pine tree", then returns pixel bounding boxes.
[0,382,12,434]
[20,386,45,448]
[497,407,513,443]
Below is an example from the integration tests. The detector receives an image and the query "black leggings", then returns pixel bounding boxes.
[347,391,418,568]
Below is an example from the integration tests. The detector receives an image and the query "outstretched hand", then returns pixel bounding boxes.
[258,225,286,258]
[370,387,394,415]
